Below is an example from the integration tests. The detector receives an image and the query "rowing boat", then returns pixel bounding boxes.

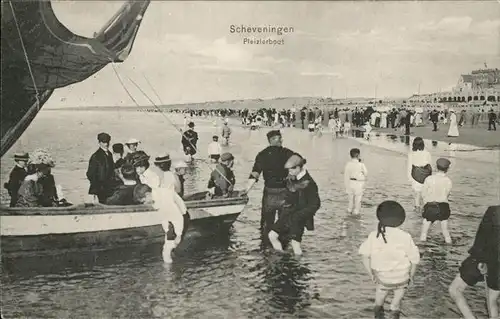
[0,191,248,256]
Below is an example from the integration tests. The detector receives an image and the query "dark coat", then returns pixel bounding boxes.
[284,171,321,231]
[86,148,115,196]
[4,165,27,207]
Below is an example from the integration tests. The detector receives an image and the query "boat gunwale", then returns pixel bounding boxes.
[0,195,249,216]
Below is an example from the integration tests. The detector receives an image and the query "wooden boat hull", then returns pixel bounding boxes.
[0,192,248,256]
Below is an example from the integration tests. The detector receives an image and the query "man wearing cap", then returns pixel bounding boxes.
[268,154,320,255]
[181,122,198,162]
[86,132,115,203]
[124,138,140,164]
[207,152,235,198]
[4,152,29,207]
[242,130,300,240]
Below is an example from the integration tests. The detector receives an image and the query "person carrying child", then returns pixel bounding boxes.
[268,154,321,256]
[419,158,453,244]
[358,201,420,319]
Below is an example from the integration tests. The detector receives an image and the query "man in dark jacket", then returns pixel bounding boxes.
[488,109,497,131]
[242,130,301,244]
[430,109,439,131]
[4,152,29,207]
[86,132,115,203]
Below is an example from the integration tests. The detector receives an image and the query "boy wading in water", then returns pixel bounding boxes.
[419,158,453,244]
[449,205,500,319]
[344,148,368,216]
[359,201,420,319]
[268,154,320,255]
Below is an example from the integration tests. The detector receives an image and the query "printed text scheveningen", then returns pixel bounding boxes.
[229,25,294,36]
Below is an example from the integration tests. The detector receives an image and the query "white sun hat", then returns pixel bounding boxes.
[126,138,141,145]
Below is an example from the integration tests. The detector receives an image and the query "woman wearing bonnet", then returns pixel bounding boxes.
[15,149,59,207]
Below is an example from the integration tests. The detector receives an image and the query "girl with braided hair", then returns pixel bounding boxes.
[358,201,420,319]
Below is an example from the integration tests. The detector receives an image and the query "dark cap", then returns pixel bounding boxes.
[14,152,29,161]
[376,201,406,228]
[436,158,451,170]
[112,143,124,154]
[266,130,281,140]
[97,132,111,143]
[220,152,234,162]
[284,154,306,169]
[188,122,195,128]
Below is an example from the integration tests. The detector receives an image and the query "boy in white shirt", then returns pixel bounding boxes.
[420,158,453,244]
[359,201,420,319]
[207,135,222,163]
[344,148,368,216]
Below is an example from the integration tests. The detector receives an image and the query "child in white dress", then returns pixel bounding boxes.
[359,201,420,319]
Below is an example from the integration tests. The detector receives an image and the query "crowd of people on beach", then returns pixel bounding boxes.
[4,105,499,319]
[164,103,499,141]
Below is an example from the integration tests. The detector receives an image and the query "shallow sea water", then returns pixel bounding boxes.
[1,110,499,318]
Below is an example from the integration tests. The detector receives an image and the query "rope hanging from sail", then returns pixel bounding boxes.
[9,2,41,111]
[109,64,235,187]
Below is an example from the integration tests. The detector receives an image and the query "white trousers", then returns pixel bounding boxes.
[347,181,365,214]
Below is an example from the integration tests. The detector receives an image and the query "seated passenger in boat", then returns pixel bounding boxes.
[173,161,188,198]
[112,143,125,170]
[15,149,57,208]
[38,167,71,207]
[207,152,235,198]
[123,138,140,164]
[4,152,29,207]
[132,151,160,189]
[105,164,145,205]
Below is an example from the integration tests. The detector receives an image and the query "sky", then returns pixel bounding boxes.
[48,1,500,107]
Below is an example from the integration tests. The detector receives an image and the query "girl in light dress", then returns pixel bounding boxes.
[407,137,432,213]
[359,201,420,319]
[448,110,460,137]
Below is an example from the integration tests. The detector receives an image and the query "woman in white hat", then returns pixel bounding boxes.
[124,138,141,164]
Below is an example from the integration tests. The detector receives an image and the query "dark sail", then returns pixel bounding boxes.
[1,0,150,157]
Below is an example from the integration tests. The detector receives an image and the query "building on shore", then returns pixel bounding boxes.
[409,68,500,104]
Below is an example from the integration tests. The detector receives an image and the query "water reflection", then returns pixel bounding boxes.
[262,254,312,315]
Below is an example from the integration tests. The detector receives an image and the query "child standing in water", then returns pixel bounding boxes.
[359,201,420,319]
[344,148,368,216]
[420,158,453,244]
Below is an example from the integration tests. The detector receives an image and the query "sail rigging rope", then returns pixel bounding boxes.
[9,1,41,110]
[109,63,234,187]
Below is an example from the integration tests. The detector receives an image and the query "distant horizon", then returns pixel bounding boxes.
[44,94,413,110]
[46,1,499,108]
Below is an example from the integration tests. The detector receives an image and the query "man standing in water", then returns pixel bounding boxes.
[241,130,300,243]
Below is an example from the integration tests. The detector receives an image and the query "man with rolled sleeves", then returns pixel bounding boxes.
[242,130,299,242]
